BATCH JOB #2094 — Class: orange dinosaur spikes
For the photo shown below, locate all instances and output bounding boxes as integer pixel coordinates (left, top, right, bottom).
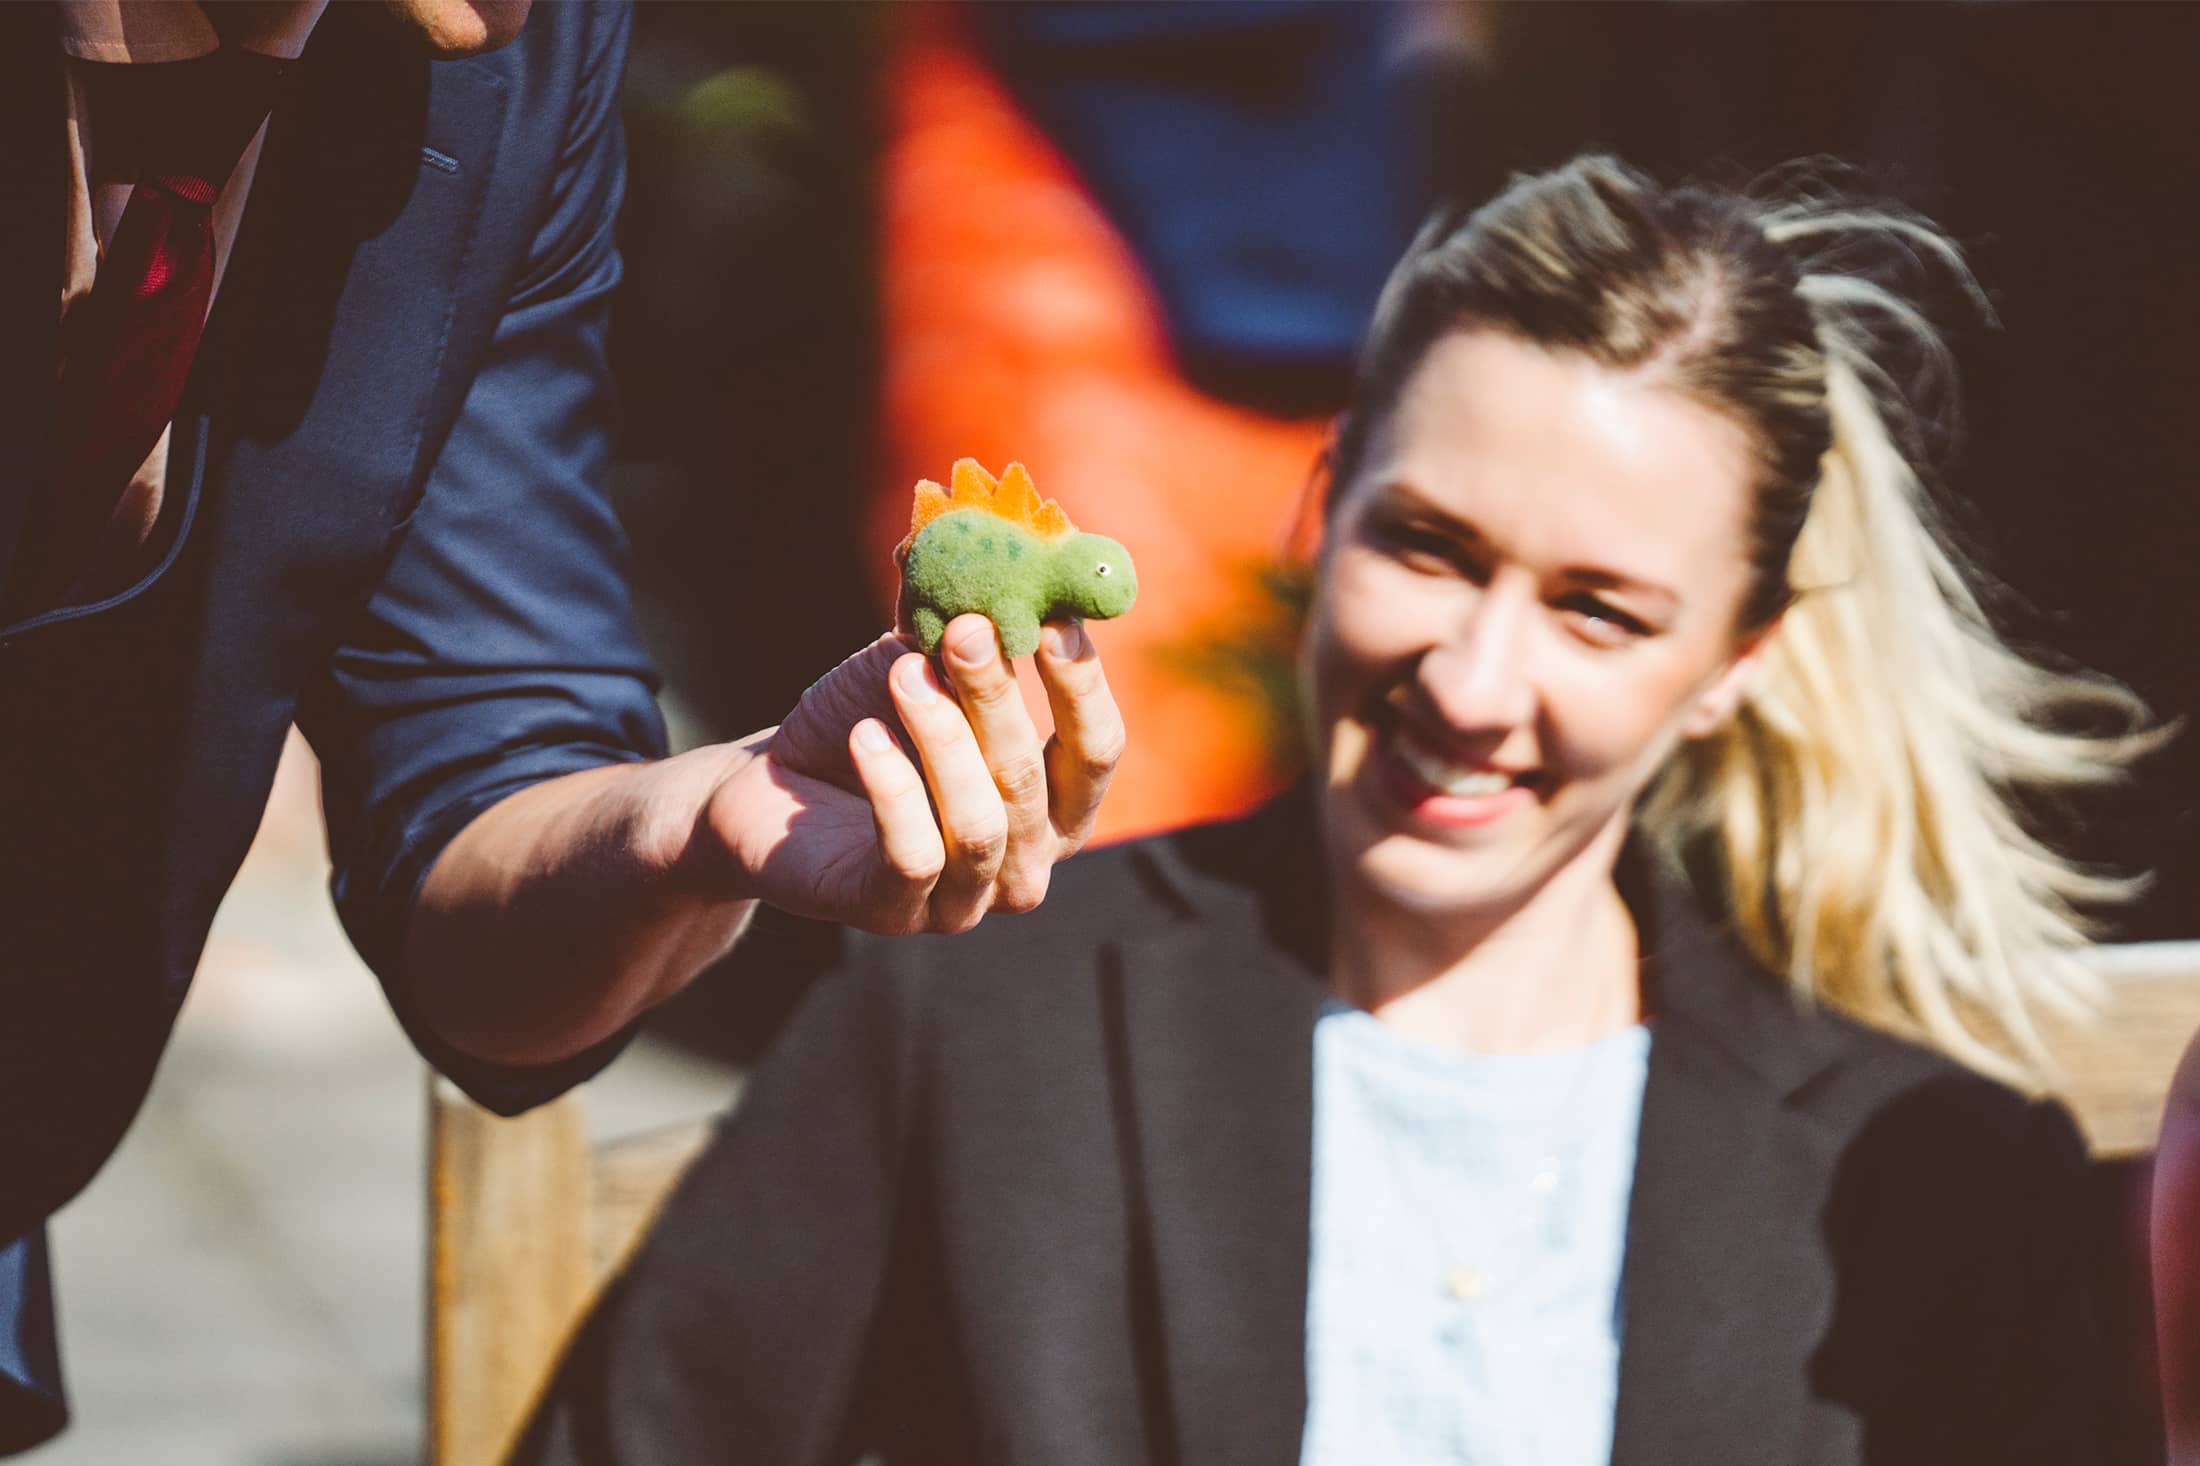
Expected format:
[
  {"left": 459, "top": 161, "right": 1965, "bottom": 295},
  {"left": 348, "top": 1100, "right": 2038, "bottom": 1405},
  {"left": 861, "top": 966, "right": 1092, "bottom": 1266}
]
[
  {"left": 896, "top": 458, "right": 1078, "bottom": 561},
  {"left": 905, "top": 480, "right": 952, "bottom": 545},
  {"left": 951, "top": 458, "right": 996, "bottom": 501},
  {"left": 994, "top": 462, "right": 1042, "bottom": 526}
]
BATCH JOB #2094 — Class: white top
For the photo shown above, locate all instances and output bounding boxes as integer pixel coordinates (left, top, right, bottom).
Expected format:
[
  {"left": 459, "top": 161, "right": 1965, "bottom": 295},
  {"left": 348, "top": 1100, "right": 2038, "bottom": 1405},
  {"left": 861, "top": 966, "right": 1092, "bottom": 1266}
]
[{"left": 1300, "top": 1001, "right": 1652, "bottom": 1466}]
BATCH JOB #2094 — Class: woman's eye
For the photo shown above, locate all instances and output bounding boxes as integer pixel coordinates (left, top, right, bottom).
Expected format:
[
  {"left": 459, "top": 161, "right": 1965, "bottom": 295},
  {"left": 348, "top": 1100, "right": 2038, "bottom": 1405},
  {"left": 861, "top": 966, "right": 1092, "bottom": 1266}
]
[
  {"left": 1370, "top": 517, "right": 1475, "bottom": 574},
  {"left": 1559, "top": 593, "right": 1650, "bottom": 645}
]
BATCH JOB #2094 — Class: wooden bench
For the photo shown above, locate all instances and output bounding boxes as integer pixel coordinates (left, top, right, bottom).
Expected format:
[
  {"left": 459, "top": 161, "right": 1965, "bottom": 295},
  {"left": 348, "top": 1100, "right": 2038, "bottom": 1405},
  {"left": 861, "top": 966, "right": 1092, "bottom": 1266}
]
[{"left": 424, "top": 944, "right": 2200, "bottom": 1466}]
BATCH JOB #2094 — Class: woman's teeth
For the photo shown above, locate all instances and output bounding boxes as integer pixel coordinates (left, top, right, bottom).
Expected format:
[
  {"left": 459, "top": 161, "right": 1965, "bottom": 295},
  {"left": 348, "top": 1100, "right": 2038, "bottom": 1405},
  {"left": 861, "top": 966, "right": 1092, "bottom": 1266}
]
[{"left": 1394, "top": 737, "right": 1518, "bottom": 799}]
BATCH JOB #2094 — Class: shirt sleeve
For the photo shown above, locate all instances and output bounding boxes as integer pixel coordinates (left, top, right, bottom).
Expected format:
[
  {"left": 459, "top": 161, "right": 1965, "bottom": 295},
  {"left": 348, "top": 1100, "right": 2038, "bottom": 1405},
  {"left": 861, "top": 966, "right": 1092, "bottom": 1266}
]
[
  {"left": 0, "top": 1230, "right": 64, "bottom": 1455},
  {"left": 295, "top": 6, "right": 665, "bottom": 1117}
]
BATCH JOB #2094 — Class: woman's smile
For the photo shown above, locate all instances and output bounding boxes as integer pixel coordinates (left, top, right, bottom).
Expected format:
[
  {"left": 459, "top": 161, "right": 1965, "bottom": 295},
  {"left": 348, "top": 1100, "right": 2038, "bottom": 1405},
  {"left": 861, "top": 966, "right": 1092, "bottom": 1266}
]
[{"left": 1368, "top": 714, "right": 1543, "bottom": 830}]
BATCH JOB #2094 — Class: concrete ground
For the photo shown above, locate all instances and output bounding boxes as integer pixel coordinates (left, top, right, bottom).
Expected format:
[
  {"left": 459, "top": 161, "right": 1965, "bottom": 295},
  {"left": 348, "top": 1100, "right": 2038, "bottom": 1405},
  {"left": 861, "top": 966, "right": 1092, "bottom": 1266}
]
[{"left": 27, "top": 730, "right": 739, "bottom": 1466}]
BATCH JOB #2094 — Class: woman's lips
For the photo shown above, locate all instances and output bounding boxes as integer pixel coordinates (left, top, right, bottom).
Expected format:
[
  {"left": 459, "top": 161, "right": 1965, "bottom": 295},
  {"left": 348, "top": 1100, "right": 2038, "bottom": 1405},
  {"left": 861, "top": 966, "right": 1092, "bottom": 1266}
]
[{"left": 1369, "top": 727, "right": 1538, "bottom": 829}]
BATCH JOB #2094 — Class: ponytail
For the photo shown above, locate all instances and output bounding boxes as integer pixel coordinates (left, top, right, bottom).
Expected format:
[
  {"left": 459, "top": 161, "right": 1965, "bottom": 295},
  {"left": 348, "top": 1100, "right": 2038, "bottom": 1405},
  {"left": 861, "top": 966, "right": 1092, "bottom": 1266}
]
[{"left": 1642, "top": 274, "right": 2158, "bottom": 1082}]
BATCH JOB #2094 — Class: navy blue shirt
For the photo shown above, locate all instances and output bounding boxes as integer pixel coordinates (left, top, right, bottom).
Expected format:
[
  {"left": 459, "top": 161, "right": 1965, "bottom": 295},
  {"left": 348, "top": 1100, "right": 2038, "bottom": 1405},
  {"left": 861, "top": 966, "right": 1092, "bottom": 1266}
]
[{"left": 0, "top": 4, "right": 660, "bottom": 1448}]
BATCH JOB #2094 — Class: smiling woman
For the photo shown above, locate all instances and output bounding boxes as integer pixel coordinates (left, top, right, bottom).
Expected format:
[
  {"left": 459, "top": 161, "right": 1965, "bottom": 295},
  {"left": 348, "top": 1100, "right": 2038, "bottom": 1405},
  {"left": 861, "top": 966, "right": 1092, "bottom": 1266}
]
[
  {"left": 512, "top": 157, "right": 2158, "bottom": 1466},
  {"left": 1309, "top": 330, "right": 1774, "bottom": 1051},
  {"left": 1310, "top": 157, "right": 2158, "bottom": 1078}
]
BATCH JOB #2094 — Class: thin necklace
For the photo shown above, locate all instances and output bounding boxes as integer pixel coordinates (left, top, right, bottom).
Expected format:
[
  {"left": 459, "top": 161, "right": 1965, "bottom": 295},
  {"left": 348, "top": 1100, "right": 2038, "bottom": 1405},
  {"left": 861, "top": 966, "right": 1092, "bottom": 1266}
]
[
  {"left": 1338, "top": 1016, "right": 1613, "bottom": 1305},
  {"left": 1330, "top": 1018, "right": 1629, "bottom": 1466}
]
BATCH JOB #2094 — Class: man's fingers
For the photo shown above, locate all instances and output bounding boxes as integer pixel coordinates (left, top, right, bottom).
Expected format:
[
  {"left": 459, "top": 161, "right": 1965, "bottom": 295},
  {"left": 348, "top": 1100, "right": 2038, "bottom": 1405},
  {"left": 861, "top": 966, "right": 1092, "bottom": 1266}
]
[
  {"left": 772, "top": 632, "right": 915, "bottom": 788},
  {"left": 1035, "top": 620, "right": 1124, "bottom": 852},
  {"left": 889, "top": 651, "right": 1006, "bottom": 931},
  {"left": 937, "top": 615, "right": 1052, "bottom": 913},
  {"left": 848, "top": 719, "right": 943, "bottom": 931}
]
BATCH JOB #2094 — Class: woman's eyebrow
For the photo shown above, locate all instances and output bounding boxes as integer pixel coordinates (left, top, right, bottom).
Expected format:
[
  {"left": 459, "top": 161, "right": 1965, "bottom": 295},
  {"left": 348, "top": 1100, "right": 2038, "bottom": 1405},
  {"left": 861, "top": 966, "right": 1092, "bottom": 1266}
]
[
  {"left": 1379, "top": 483, "right": 1680, "bottom": 609},
  {"left": 1377, "top": 483, "right": 1487, "bottom": 544},
  {"left": 1559, "top": 566, "right": 1680, "bottom": 613}
]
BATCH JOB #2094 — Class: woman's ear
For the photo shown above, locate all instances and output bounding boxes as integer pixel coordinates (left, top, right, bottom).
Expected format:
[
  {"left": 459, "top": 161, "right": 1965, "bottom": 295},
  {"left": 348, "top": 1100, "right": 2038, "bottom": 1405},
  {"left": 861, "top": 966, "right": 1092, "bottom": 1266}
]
[{"left": 1681, "top": 614, "right": 1783, "bottom": 739}]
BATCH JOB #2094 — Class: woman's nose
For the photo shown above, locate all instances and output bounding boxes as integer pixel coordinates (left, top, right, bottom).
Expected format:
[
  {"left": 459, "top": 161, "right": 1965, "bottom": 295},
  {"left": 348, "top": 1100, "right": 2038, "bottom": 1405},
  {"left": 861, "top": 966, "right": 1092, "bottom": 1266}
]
[{"left": 1417, "top": 576, "right": 1537, "bottom": 733}]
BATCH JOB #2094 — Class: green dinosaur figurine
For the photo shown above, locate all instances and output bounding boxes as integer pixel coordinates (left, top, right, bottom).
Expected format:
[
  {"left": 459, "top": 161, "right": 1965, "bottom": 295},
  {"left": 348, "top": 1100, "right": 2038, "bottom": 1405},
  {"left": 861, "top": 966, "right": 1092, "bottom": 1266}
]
[{"left": 897, "top": 459, "right": 1138, "bottom": 659}]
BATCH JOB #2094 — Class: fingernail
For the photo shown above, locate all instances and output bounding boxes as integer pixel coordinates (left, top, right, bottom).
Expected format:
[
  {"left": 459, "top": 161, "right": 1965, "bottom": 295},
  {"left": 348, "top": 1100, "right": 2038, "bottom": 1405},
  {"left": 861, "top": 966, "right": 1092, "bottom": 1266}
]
[
  {"left": 895, "top": 656, "right": 941, "bottom": 704},
  {"left": 948, "top": 619, "right": 995, "bottom": 668},
  {"left": 1047, "top": 621, "right": 1087, "bottom": 659},
  {"left": 854, "top": 719, "right": 893, "bottom": 754}
]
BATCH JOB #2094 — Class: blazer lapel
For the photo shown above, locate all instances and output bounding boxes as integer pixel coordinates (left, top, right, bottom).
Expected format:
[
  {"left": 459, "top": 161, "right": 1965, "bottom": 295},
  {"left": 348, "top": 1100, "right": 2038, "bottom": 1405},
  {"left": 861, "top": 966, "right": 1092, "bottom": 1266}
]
[
  {"left": 1108, "top": 805, "right": 1856, "bottom": 1464},
  {"left": 1106, "top": 829, "right": 1326, "bottom": 1466},
  {"left": 4, "top": 7, "right": 506, "bottom": 638},
  {"left": 1610, "top": 866, "right": 1845, "bottom": 1466},
  {"left": 190, "top": 6, "right": 507, "bottom": 595}
]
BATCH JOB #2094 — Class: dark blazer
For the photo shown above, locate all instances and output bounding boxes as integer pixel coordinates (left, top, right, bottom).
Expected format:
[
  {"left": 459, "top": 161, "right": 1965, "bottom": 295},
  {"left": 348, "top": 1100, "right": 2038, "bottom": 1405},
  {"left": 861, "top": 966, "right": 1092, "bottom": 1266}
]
[
  {"left": 521, "top": 795, "right": 2115, "bottom": 1466},
  {"left": 0, "top": 3, "right": 661, "bottom": 1448}
]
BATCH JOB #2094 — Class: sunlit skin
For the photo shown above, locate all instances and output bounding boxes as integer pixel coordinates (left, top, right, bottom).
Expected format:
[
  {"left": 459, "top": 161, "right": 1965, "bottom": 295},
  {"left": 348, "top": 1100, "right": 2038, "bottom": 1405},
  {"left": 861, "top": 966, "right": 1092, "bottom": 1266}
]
[
  {"left": 379, "top": 0, "right": 534, "bottom": 56},
  {"left": 1305, "top": 329, "right": 1777, "bottom": 1052},
  {"left": 200, "top": 0, "right": 533, "bottom": 58}
]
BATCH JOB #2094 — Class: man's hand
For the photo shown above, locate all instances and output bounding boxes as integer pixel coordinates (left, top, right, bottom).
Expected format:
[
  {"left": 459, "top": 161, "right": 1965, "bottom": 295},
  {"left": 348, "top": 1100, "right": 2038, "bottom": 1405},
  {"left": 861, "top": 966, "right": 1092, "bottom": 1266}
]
[
  {"left": 695, "top": 613, "right": 1123, "bottom": 935},
  {"left": 408, "top": 613, "right": 1122, "bottom": 1067}
]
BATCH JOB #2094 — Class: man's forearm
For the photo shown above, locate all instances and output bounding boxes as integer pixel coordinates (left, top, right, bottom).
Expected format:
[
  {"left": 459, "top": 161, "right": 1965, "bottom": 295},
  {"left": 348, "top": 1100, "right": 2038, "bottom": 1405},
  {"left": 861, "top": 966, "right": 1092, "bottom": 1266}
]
[
  {"left": 405, "top": 740, "right": 763, "bottom": 1068},
  {"left": 400, "top": 617, "right": 1124, "bottom": 1074}
]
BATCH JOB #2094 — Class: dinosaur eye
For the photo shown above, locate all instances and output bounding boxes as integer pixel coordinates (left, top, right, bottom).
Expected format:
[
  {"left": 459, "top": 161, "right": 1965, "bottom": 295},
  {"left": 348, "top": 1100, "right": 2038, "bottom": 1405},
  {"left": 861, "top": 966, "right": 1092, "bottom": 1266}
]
[{"left": 1095, "top": 563, "right": 1112, "bottom": 577}]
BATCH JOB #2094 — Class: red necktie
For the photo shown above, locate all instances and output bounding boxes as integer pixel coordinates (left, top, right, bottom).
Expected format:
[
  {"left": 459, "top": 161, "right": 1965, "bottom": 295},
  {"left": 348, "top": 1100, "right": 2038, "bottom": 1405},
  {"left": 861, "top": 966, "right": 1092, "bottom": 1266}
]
[{"left": 5, "top": 50, "right": 285, "bottom": 619}]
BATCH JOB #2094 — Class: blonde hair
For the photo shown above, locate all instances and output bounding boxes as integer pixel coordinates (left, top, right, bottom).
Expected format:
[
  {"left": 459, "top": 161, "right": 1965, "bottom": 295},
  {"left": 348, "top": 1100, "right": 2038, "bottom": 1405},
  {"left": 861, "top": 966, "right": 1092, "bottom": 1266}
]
[{"left": 1330, "top": 157, "right": 2162, "bottom": 1082}]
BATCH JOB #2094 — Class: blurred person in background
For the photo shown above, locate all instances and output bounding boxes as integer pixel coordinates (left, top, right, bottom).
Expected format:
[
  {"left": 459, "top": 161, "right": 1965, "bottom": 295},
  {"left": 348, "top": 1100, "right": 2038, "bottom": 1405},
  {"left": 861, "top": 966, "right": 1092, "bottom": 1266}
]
[
  {"left": 514, "top": 156, "right": 2153, "bottom": 1466},
  {"left": 2158, "top": 1034, "right": 2200, "bottom": 1463},
  {"left": 0, "top": 0, "right": 1121, "bottom": 1452}
]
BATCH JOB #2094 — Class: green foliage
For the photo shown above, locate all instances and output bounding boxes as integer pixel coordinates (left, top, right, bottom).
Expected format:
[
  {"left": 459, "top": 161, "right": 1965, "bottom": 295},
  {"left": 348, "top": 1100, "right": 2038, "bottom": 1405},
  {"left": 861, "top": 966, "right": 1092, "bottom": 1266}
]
[
  {"left": 676, "top": 68, "right": 810, "bottom": 149},
  {"left": 1152, "top": 560, "right": 1316, "bottom": 782}
]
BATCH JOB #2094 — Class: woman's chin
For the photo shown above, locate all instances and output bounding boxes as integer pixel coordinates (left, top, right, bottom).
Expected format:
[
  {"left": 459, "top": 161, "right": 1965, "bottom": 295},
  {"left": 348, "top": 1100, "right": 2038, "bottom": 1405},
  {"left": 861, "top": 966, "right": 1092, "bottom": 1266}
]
[
  {"left": 1321, "top": 762, "right": 1581, "bottom": 923},
  {"left": 1322, "top": 792, "right": 1512, "bottom": 915},
  {"left": 1344, "top": 834, "right": 1529, "bottom": 920}
]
